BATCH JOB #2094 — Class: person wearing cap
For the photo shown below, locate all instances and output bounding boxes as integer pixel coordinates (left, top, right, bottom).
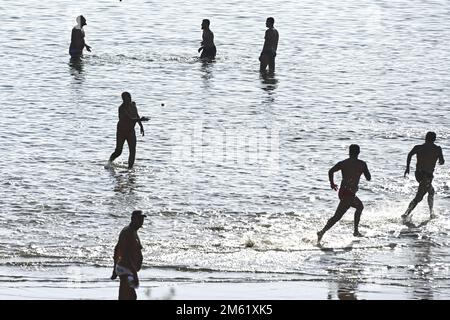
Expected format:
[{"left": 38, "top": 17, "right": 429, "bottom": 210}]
[
  {"left": 317, "top": 144, "right": 371, "bottom": 243},
  {"left": 69, "top": 15, "right": 91, "bottom": 58},
  {"left": 402, "top": 132, "right": 445, "bottom": 221},
  {"left": 111, "top": 210, "right": 146, "bottom": 300}
]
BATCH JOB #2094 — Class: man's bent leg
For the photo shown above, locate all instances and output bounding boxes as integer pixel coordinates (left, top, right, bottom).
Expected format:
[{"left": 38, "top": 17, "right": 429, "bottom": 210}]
[
  {"left": 402, "top": 199, "right": 418, "bottom": 219},
  {"left": 109, "top": 130, "right": 126, "bottom": 163},
  {"left": 351, "top": 197, "right": 364, "bottom": 236},
  {"left": 402, "top": 181, "right": 428, "bottom": 218},
  {"left": 318, "top": 199, "right": 351, "bottom": 242}
]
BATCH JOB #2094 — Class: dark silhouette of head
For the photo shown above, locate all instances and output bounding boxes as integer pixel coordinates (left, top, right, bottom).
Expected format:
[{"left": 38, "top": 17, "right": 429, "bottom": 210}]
[
  {"left": 121, "top": 91, "right": 132, "bottom": 103},
  {"left": 131, "top": 210, "right": 146, "bottom": 229},
  {"left": 80, "top": 15, "right": 87, "bottom": 26},
  {"left": 202, "top": 19, "right": 210, "bottom": 30},
  {"left": 349, "top": 144, "right": 360, "bottom": 158},
  {"left": 425, "top": 131, "right": 436, "bottom": 143},
  {"left": 266, "top": 17, "right": 275, "bottom": 28}
]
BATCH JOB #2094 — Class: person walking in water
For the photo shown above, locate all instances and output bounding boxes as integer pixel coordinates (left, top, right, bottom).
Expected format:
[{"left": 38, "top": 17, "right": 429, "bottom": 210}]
[
  {"left": 317, "top": 144, "right": 371, "bottom": 243},
  {"left": 69, "top": 15, "right": 91, "bottom": 58},
  {"left": 259, "top": 17, "right": 279, "bottom": 73},
  {"left": 107, "top": 92, "right": 148, "bottom": 169},
  {"left": 111, "top": 210, "right": 146, "bottom": 300},
  {"left": 198, "top": 19, "right": 216, "bottom": 59},
  {"left": 402, "top": 132, "right": 445, "bottom": 220}
]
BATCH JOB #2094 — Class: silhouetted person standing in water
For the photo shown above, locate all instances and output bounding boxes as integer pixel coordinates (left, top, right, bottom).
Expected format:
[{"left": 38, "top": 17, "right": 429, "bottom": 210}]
[
  {"left": 317, "top": 144, "right": 371, "bottom": 243},
  {"left": 111, "top": 210, "right": 146, "bottom": 300},
  {"left": 69, "top": 15, "right": 91, "bottom": 58},
  {"left": 198, "top": 19, "right": 216, "bottom": 59},
  {"left": 107, "top": 92, "right": 148, "bottom": 169},
  {"left": 259, "top": 17, "right": 279, "bottom": 73},
  {"left": 402, "top": 132, "right": 444, "bottom": 220}
]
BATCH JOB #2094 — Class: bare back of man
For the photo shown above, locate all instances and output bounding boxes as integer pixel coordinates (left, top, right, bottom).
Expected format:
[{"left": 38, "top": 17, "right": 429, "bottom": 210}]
[
  {"left": 339, "top": 158, "right": 367, "bottom": 194},
  {"left": 415, "top": 143, "right": 443, "bottom": 173}
]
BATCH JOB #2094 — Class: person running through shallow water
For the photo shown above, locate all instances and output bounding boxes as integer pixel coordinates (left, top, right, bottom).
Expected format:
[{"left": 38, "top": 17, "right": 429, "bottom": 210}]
[
  {"left": 106, "top": 92, "right": 149, "bottom": 169},
  {"left": 69, "top": 15, "right": 91, "bottom": 58},
  {"left": 317, "top": 144, "right": 371, "bottom": 243},
  {"left": 402, "top": 131, "right": 445, "bottom": 221},
  {"left": 198, "top": 19, "right": 216, "bottom": 59},
  {"left": 259, "top": 17, "right": 279, "bottom": 73}
]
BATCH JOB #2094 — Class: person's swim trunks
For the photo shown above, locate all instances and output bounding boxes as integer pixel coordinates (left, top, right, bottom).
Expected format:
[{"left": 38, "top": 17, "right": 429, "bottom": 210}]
[
  {"left": 415, "top": 170, "right": 433, "bottom": 184},
  {"left": 338, "top": 188, "right": 355, "bottom": 200},
  {"left": 69, "top": 48, "right": 82, "bottom": 58},
  {"left": 115, "top": 264, "right": 138, "bottom": 289},
  {"left": 201, "top": 46, "right": 216, "bottom": 59}
]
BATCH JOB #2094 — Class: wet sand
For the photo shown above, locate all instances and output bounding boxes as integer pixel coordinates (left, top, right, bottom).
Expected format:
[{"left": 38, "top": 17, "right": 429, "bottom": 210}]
[{"left": 0, "top": 266, "right": 443, "bottom": 300}]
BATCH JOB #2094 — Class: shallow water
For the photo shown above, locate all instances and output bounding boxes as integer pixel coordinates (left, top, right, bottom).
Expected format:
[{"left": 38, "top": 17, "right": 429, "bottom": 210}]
[{"left": 0, "top": 0, "right": 449, "bottom": 299}]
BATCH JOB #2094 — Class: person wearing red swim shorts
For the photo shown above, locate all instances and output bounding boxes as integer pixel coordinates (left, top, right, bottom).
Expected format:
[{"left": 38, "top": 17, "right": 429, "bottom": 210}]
[{"left": 317, "top": 144, "right": 371, "bottom": 243}]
